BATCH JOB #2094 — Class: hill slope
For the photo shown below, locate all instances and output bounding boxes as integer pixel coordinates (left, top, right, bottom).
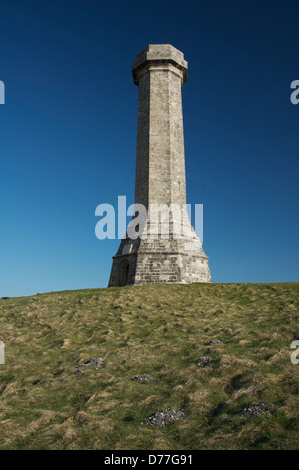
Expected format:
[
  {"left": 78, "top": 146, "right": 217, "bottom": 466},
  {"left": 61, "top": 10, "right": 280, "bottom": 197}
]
[{"left": 0, "top": 283, "right": 298, "bottom": 450}]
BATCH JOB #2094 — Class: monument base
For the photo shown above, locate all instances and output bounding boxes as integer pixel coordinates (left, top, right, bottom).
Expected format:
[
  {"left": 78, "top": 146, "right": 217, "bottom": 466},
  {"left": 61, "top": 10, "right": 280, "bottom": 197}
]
[{"left": 108, "top": 235, "right": 211, "bottom": 287}]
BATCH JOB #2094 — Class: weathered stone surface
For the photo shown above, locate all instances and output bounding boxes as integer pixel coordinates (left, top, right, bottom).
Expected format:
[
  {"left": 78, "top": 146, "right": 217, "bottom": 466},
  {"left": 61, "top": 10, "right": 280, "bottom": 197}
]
[
  {"left": 109, "top": 45, "right": 211, "bottom": 286},
  {"left": 195, "top": 356, "right": 212, "bottom": 367},
  {"left": 241, "top": 402, "right": 273, "bottom": 420},
  {"left": 146, "top": 408, "right": 184, "bottom": 427},
  {"left": 76, "top": 357, "right": 104, "bottom": 373},
  {"left": 133, "top": 374, "right": 153, "bottom": 382},
  {"left": 206, "top": 339, "right": 223, "bottom": 346}
]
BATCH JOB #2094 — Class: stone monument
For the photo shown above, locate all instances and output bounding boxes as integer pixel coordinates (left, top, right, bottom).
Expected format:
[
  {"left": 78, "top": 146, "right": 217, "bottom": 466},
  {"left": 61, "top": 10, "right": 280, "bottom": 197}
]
[{"left": 108, "top": 44, "right": 211, "bottom": 286}]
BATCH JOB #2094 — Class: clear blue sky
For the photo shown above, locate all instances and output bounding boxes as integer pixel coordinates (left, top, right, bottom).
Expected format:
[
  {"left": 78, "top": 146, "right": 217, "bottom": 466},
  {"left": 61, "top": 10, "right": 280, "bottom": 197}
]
[{"left": 1, "top": 0, "right": 298, "bottom": 297}]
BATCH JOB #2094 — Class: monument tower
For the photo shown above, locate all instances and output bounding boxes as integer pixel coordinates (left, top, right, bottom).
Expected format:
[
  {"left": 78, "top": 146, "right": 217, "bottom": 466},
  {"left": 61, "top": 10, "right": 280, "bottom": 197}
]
[{"left": 108, "top": 44, "right": 211, "bottom": 286}]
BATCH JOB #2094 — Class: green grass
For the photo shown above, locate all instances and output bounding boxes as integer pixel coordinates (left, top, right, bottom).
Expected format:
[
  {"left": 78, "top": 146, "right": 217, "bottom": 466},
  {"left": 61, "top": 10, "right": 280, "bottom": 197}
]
[{"left": 0, "top": 282, "right": 298, "bottom": 450}]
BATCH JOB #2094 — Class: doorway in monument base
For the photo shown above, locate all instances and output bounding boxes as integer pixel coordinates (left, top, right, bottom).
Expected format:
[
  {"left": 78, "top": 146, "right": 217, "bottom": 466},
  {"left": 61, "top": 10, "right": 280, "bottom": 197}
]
[{"left": 118, "top": 260, "right": 130, "bottom": 286}]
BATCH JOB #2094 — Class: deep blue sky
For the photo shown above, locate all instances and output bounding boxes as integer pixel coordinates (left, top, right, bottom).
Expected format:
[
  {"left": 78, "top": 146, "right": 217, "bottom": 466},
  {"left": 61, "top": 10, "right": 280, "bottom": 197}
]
[{"left": 1, "top": 0, "right": 298, "bottom": 297}]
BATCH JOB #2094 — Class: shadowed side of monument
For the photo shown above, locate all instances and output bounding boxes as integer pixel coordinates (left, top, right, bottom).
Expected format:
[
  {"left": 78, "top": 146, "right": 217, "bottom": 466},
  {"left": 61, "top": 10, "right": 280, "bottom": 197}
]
[{"left": 108, "top": 44, "right": 211, "bottom": 286}]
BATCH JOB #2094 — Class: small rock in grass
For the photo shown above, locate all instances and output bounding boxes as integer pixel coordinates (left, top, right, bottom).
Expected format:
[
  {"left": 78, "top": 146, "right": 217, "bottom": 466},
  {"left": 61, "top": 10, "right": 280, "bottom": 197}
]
[
  {"left": 147, "top": 408, "right": 184, "bottom": 427},
  {"left": 214, "top": 309, "right": 224, "bottom": 315},
  {"left": 212, "top": 401, "right": 230, "bottom": 417},
  {"left": 241, "top": 402, "right": 273, "bottom": 420},
  {"left": 195, "top": 356, "right": 212, "bottom": 367},
  {"left": 207, "top": 339, "right": 223, "bottom": 346},
  {"left": 76, "top": 357, "right": 104, "bottom": 373},
  {"left": 133, "top": 374, "right": 152, "bottom": 382}
]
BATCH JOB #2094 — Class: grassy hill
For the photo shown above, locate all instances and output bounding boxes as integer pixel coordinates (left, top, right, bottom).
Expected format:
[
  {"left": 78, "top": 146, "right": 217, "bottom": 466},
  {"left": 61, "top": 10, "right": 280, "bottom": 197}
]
[{"left": 0, "top": 282, "right": 298, "bottom": 450}]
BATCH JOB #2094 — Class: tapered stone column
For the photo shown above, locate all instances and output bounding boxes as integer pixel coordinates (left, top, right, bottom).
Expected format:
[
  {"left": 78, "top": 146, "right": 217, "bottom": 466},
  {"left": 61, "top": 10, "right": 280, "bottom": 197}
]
[{"left": 108, "top": 44, "right": 211, "bottom": 286}]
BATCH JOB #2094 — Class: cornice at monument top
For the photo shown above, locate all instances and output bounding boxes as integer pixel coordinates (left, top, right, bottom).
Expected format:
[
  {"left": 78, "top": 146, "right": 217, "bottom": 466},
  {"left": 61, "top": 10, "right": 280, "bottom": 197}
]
[{"left": 132, "top": 44, "right": 188, "bottom": 85}]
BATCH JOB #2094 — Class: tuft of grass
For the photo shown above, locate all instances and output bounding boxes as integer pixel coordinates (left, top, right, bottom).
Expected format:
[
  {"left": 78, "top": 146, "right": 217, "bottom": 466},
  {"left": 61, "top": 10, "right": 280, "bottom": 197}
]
[{"left": 0, "top": 282, "right": 298, "bottom": 450}]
